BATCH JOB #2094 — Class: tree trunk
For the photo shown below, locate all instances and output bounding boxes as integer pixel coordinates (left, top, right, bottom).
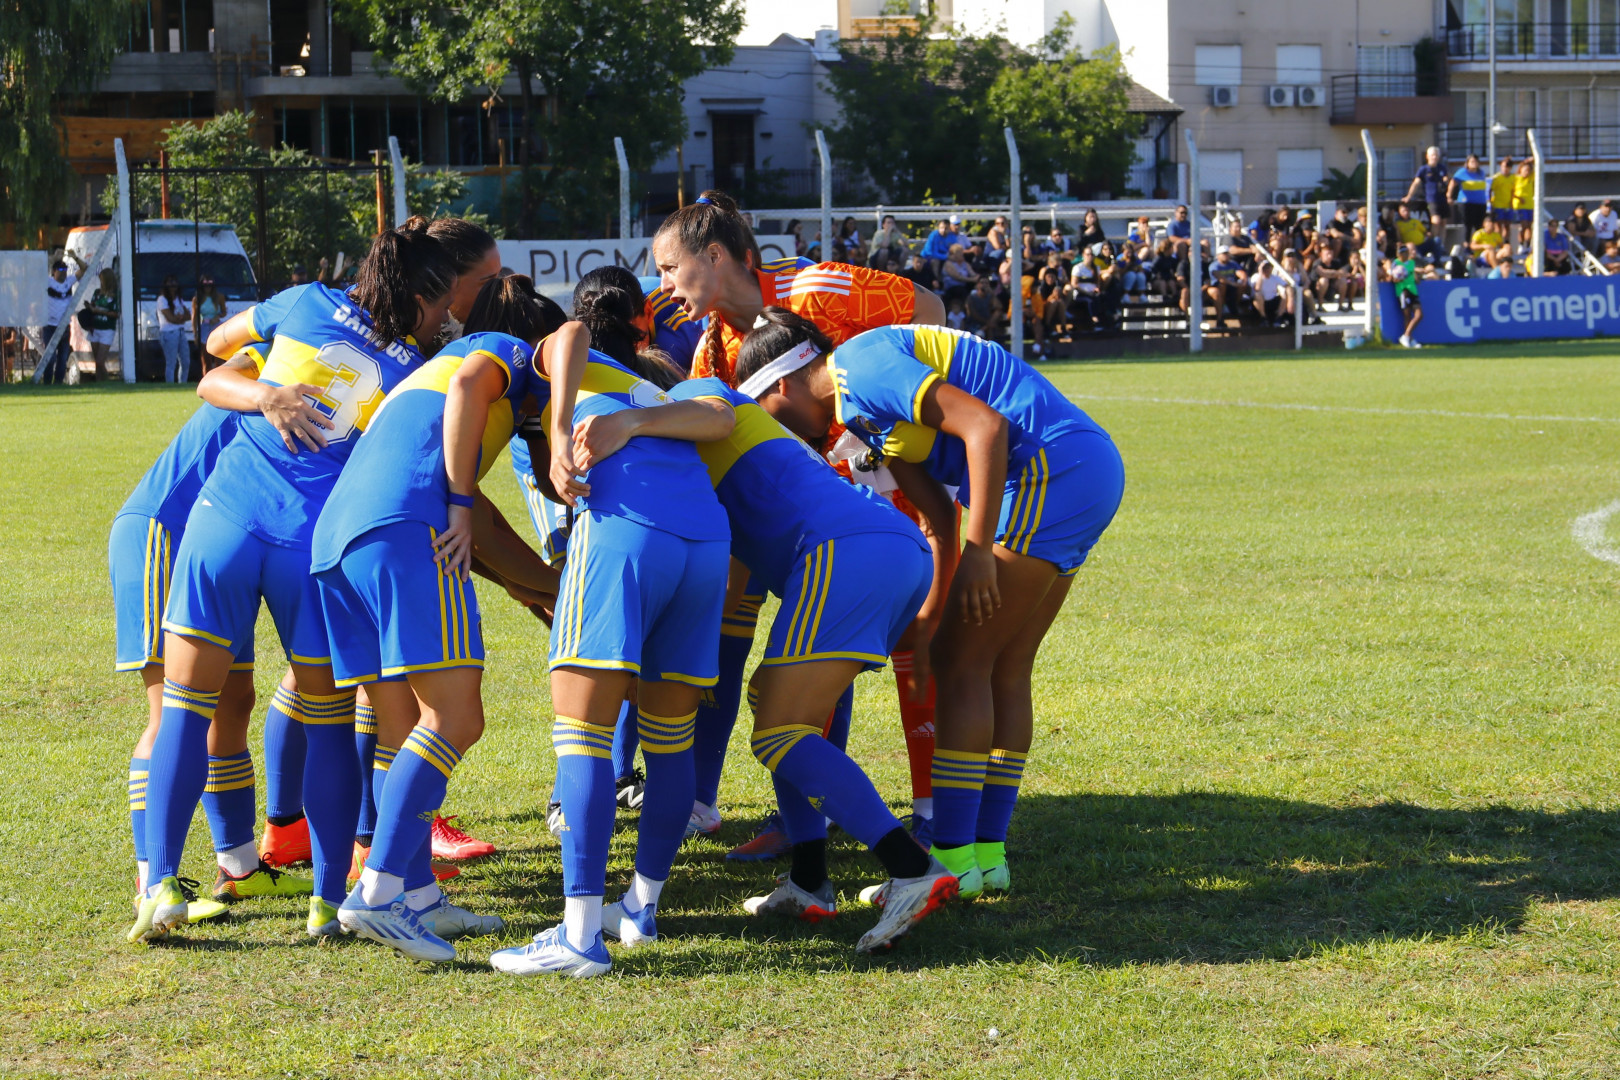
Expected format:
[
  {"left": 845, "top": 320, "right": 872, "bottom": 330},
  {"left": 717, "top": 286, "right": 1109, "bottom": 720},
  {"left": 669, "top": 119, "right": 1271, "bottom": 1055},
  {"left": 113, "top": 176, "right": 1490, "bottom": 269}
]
[{"left": 518, "top": 57, "right": 536, "bottom": 238}]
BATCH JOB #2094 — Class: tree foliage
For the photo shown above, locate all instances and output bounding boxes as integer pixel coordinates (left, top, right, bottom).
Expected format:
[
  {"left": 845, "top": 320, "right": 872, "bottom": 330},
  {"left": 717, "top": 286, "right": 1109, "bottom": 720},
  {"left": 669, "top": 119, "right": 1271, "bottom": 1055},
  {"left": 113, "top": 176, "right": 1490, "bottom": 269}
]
[
  {"left": 826, "top": 15, "right": 1137, "bottom": 204},
  {"left": 102, "top": 111, "right": 495, "bottom": 282},
  {"left": 2, "top": 0, "right": 127, "bottom": 234},
  {"left": 332, "top": 0, "right": 745, "bottom": 237}
]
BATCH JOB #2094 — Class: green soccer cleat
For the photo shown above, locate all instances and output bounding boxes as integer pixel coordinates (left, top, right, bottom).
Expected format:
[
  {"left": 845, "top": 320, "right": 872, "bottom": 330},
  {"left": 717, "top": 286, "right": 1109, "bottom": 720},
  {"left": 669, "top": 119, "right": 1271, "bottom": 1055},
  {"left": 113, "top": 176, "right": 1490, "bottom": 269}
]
[
  {"left": 132, "top": 877, "right": 228, "bottom": 926},
  {"left": 981, "top": 862, "right": 1010, "bottom": 894},
  {"left": 212, "top": 862, "right": 314, "bottom": 902},
  {"left": 127, "top": 875, "right": 189, "bottom": 944},
  {"left": 307, "top": 896, "right": 344, "bottom": 937},
  {"left": 930, "top": 844, "right": 983, "bottom": 900}
]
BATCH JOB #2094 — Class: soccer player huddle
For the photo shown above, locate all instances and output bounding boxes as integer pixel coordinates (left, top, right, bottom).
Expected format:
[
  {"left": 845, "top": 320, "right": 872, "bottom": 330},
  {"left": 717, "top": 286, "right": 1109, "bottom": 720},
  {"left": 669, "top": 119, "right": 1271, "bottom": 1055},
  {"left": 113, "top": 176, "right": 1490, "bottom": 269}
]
[{"left": 111, "top": 192, "right": 1126, "bottom": 977}]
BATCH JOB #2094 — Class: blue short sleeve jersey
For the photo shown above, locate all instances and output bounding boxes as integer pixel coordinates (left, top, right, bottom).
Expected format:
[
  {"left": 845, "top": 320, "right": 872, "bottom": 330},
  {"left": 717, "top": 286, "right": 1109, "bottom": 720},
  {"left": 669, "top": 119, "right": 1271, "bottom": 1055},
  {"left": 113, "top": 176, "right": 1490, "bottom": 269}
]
[
  {"left": 311, "top": 331, "right": 541, "bottom": 571},
  {"left": 200, "top": 283, "right": 427, "bottom": 548},
  {"left": 640, "top": 276, "right": 705, "bottom": 372},
  {"left": 540, "top": 351, "right": 728, "bottom": 542},
  {"left": 830, "top": 325, "right": 1107, "bottom": 504},
  {"left": 671, "top": 378, "right": 924, "bottom": 597}
]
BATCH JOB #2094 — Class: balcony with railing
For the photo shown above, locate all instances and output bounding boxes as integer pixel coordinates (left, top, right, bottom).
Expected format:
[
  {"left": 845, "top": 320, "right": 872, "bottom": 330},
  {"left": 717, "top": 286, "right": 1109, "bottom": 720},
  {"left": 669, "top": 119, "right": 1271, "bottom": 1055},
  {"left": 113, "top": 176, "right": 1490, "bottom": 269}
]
[
  {"left": 1438, "top": 122, "right": 1620, "bottom": 162},
  {"left": 1330, "top": 70, "right": 1456, "bottom": 126},
  {"left": 1448, "top": 22, "right": 1620, "bottom": 61}
]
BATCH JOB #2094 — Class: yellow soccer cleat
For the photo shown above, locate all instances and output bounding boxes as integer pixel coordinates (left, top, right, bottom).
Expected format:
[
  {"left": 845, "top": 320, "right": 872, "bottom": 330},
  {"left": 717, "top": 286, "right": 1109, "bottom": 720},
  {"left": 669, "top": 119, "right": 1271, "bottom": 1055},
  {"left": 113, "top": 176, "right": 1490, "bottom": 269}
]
[{"left": 211, "top": 862, "right": 314, "bottom": 902}]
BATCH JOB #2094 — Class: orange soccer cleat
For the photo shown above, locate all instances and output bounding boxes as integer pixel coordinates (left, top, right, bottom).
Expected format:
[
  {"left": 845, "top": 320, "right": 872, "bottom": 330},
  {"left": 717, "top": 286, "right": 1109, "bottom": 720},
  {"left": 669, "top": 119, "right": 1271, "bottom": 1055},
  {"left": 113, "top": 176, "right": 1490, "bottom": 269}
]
[
  {"left": 259, "top": 817, "right": 312, "bottom": 867},
  {"left": 430, "top": 815, "right": 497, "bottom": 861},
  {"left": 348, "top": 840, "right": 460, "bottom": 884}
]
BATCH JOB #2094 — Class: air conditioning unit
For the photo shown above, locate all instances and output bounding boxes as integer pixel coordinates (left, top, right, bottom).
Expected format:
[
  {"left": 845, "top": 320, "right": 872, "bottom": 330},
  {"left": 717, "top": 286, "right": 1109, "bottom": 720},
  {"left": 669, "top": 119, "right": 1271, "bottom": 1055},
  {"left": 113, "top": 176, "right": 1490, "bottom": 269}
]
[
  {"left": 1267, "top": 85, "right": 1296, "bottom": 108},
  {"left": 1211, "top": 190, "right": 1238, "bottom": 207},
  {"left": 1210, "top": 85, "right": 1239, "bottom": 107},
  {"left": 1296, "top": 85, "right": 1327, "bottom": 107},
  {"left": 1268, "top": 189, "right": 1300, "bottom": 205}
]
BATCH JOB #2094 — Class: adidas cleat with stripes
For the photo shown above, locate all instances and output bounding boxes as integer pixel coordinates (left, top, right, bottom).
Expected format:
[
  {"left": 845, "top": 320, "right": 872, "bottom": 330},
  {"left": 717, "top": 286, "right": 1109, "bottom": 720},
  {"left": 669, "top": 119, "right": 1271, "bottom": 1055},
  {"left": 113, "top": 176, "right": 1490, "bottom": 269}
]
[
  {"left": 414, "top": 897, "right": 504, "bottom": 940},
  {"left": 490, "top": 925, "right": 612, "bottom": 978},
  {"left": 337, "top": 885, "right": 456, "bottom": 961},
  {"left": 743, "top": 874, "right": 838, "bottom": 923},
  {"left": 855, "top": 858, "right": 958, "bottom": 954},
  {"left": 602, "top": 895, "right": 658, "bottom": 947}
]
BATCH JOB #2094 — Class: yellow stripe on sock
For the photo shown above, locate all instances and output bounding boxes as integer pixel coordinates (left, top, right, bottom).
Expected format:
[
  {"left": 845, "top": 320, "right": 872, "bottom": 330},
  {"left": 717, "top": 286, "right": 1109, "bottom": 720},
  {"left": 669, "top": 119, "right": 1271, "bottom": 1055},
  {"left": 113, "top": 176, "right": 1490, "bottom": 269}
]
[
  {"left": 750, "top": 724, "right": 818, "bottom": 771},
  {"left": 638, "top": 709, "right": 697, "bottom": 754}
]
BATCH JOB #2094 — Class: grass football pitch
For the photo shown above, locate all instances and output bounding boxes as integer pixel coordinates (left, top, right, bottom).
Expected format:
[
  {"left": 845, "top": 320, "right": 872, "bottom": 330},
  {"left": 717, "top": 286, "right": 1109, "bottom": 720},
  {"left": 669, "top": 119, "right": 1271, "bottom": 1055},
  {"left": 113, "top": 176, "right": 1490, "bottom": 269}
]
[{"left": 4, "top": 341, "right": 1620, "bottom": 1078}]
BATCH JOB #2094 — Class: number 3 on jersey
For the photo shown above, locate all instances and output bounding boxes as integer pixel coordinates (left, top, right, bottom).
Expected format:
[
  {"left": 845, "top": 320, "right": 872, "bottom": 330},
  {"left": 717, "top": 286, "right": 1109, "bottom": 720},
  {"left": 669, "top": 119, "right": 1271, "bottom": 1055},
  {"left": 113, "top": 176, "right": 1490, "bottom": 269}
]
[{"left": 303, "top": 342, "right": 385, "bottom": 442}]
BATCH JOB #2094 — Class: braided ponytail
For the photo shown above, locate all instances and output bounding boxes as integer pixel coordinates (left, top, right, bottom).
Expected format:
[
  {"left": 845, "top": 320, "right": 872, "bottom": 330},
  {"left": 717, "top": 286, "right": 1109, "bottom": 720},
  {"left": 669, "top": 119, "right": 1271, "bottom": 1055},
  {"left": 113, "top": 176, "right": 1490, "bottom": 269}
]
[{"left": 351, "top": 215, "right": 457, "bottom": 346}]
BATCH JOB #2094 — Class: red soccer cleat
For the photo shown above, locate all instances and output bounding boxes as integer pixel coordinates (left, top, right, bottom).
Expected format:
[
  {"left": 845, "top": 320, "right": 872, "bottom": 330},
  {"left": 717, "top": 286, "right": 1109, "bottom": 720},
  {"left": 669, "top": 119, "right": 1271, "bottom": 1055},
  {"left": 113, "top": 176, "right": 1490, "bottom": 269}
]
[
  {"left": 259, "top": 817, "right": 312, "bottom": 867},
  {"left": 347, "top": 840, "right": 461, "bottom": 884},
  {"left": 430, "top": 815, "right": 497, "bottom": 860}
]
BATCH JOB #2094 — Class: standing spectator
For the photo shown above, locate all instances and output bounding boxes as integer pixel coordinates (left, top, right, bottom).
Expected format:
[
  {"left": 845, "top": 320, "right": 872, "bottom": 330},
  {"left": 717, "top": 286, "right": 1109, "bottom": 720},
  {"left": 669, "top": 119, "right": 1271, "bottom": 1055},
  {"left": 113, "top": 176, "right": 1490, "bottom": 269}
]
[
  {"left": 1511, "top": 158, "right": 1537, "bottom": 247},
  {"left": 154, "top": 275, "right": 191, "bottom": 383},
  {"left": 1078, "top": 208, "right": 1106, "bottom": 250},
  {"left": 41, "top": 252, "right": 85, "bottom": 384},
  {"left": 1488, "top": 157, "right": 1517, "bottom": 236},
  {"left": 1448, "top": 153, "right": 1489, "bottom": 233},
  {"left": 193, "top": 275, "right": 228, "bottom": 371},
  {"left": 1167, "top": 204, "right": 1193, "bottom": 251},
  {"left": 1405, "top": 145, "right": 1450, "bottom": 219},
  {"left": 1566, "top": 202, "right": 1597, "bottom": 252},
  {"left": 868, "top": 214, "right": 906, "bottom": 265},
  {"left": 1592, "top": 199, "right": 1620, "bottom": 244},
  {"left": 82, "top": 268, "right": 119, "bottom": 381}
]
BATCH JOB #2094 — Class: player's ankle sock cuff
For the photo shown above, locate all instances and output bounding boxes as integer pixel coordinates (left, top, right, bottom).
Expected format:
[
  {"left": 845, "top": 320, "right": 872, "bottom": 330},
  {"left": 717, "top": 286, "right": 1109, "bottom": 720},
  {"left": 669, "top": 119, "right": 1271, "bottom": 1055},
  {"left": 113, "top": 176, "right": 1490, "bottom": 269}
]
[
  {"left": 874, "top": 826, "right": 930, "bottom": 880},
  {"left": 789, "top": 838, "right": 829, "bottom": 893},
  {"left": 930, "top": 842, "right": 978, "bottom": 877},
  {"left": 266, "top": 813, "right": 305, "bottom": 827},
  {"left": 973, "top": 840, "right": 1007, "bottom": 871}
]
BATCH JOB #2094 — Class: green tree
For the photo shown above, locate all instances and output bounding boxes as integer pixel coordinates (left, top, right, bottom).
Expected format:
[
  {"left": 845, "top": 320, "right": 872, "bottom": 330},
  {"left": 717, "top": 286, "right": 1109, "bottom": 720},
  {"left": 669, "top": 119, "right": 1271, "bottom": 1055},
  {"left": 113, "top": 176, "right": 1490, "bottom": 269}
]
[
  {"left": 2, "top": 0, "right": 127, "bottom": 236},
  {"left": 333, "top": 0, "right": 745, "bottom": 237},
  {"left": 827, "top": 15, "right": 1137, "bottom": 204}
]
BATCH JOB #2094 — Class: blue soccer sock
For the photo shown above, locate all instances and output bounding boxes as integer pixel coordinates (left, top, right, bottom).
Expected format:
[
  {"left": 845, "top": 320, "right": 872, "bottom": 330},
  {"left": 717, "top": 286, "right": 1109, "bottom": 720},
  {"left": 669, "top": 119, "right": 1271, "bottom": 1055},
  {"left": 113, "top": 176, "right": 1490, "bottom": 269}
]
[
  {"left": 633, "top": 708, "right": 696, "bottom": 886},
  {"left": 772, "top": 770, "right": 828, "bottom": 844},
  {"left": 367, "top": 741, "right": 395, "bottom": 843},
  {"left": 750, "top": 725, "right": 899, "bottom": 850},
  {"left": 144, "top": 680, "right": 219, "bottom": 886},
  {"left": 202, "top": 749, "right": 256, "bottom": 854},
  {"left": 366, "top": 726, "right": 460, "bottom": 886},
  {"left": 976, "top": 749, "right": 1027, "bottom": 849},
  {"left": 129, "top": 756, "right": 149, "bottom": 883},
  {"left": 824, "top": 684, "right": 853, "bottom": 752},
  {"left": 262, "top": 683, "right": 306, "bottom": 822},
  {"left": 929, "top": 749, "right": 989, "bottom": 858},
  {"left": 611, "top": 700, "right": 638, "bottom": 783},
  {"left": 297, "top": 690, "right": 360, "bottom": 903},
  {"left": 552, "top": 716, "right": 616, "bottom": 898},
  {"left": 354, "top": 701, "right": 379, "bottom": 840},
  {"left": 693, "top": 632, "right": 753, "bottom": 807}
]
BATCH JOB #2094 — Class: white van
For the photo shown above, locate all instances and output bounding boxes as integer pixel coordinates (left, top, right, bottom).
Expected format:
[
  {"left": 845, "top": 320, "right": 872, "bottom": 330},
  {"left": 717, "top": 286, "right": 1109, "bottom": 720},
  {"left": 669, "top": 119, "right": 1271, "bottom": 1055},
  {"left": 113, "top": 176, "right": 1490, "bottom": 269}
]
[{"left": 64, "top": 220, "right": 258, "bottom": 378}]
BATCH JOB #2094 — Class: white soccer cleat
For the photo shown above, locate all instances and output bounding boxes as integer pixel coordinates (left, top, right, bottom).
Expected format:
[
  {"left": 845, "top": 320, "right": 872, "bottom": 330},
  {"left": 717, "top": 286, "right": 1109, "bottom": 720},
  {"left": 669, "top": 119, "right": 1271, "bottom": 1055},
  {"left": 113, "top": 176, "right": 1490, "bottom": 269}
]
[
  {"left": 413, "top": 897, "right": 504, "bottom": 939},
  {"left": 337, "top": 885, "right": 456, "bottom": 962},
  {"left": 981, "top": 861, "right": 1011, "bottom": 894},
  {"left": 489, "top": 925, "right": 612, "bottom": 978},
  {"left": 855, "top": 858, "right": 959, "bottom": 954},
  {"left": 602, "top": 895, "right": 659, "bottom": 947},
  {"left": 684, "top": 800, "right": 722, "bottom": 838},
  {"left": 743, "top": 874, "right": 838, "bottom": 923}
]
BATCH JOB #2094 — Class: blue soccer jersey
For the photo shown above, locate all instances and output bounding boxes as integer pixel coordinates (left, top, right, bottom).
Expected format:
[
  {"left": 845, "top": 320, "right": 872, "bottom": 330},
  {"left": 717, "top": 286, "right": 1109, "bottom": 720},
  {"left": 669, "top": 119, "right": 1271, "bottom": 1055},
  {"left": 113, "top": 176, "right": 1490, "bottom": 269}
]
[
  {"left": 672, "top": 378, "right": 923, "bottom": 598},
  {"left": 639, "top": 276, "right": 705, "bottom": 372},
  {"left": 200, "top": 283, "right": 428, "bottom": 548},
  {"left": 539, "top": 351, "right": 728, "bottom": 543},
  {"left": 829, "top": 325, "right": 1107, "bottom": 504},
  {"left": 311, "top": 331, "right": 541, "bottom": 572}
]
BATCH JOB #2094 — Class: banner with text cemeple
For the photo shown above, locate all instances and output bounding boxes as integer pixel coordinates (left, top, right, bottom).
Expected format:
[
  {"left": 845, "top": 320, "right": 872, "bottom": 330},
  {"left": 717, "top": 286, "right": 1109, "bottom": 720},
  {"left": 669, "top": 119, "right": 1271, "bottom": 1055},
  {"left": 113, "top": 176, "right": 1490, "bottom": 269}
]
[
  {"left": 496, "top": 237, "right": 800, "bottom": 286},
  {"left": 1380, "top": 278, "right": 1620, "bottom": 345}
]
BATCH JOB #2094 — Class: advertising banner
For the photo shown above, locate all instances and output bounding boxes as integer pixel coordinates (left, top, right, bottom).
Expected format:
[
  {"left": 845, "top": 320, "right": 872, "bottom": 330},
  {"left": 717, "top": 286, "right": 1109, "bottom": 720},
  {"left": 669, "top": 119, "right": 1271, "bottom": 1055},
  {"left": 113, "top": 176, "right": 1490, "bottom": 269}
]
[
  {"left": 497, "top": 236, "right": 800, "bottom": 286},
  {"left": 1380, "top": 277, "right": 1620, "bottom": 345}
]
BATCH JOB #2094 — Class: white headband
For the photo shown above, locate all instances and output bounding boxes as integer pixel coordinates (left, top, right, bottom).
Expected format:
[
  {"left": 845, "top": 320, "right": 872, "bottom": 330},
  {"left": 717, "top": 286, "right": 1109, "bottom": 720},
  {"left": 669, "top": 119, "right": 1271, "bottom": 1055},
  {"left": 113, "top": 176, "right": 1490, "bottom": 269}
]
[{"left": 738, "top": 340, "right": 821, "bottom": 399}]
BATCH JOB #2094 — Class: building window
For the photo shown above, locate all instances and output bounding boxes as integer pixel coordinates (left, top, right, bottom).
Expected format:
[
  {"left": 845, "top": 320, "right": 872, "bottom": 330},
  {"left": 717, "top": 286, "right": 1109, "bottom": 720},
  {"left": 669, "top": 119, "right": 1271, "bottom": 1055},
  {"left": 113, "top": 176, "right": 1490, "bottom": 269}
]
[
  {"left": 1195, "top": 45, "right": 1243, "bottom": 86},
  {"left": 1357, "top": 45, "right": 1415, "bottom": 97},
  {"left": 1277, "top": 149, "right": 1325, "bottom": 190},
  {"left": 1275, "top": 45, "right": 1321, "bottom": 85},
  {"left": 1198, "top": 149, "right": 1244, "bottom": 201}
]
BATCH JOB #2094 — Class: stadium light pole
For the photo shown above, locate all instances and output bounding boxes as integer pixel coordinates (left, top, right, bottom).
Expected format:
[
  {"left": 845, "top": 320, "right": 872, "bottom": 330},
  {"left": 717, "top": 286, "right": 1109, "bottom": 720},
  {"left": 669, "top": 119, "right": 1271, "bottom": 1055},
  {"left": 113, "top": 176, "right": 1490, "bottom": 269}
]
[
  {"left": 614, "top": 137, "right": 632, "bottom": 240},
  {"left": 388, "top": 136, "right": 408, "bottom": 227},
  {"left": 815, "top": 130, "right": 833, "bottom": 263},
  {"left": 1184, "top": 129, "right": 1202, "bottom": 353},
  {"left": 1526, "top": 127, "right": 1544, "bottom": 277},
  {"left": 1361, "top": 128, "right": 1378, "bottom": 340},
  {"left": 1006, "top": 127, "right": 1024, "bottom": 360},
  {"left": 115, "top": 138, "right": 137, "bottom": 384}
]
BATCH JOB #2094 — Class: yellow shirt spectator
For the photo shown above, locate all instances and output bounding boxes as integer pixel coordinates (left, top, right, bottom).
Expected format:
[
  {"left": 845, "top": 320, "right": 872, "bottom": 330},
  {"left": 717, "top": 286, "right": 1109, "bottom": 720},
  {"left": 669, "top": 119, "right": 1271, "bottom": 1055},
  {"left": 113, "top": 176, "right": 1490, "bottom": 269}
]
[
  {"left": 1512, "top": 173, "right": 1535, "bottom": 210},
  {"left": 1396, "top": 217, "right": 1428, "bottom": 245},
  {"left": 1490, "top": 173, "right": 1516, "bottom": 210},
  {"left": 1472, "top": 226, "right": 1504, "bottom": 251}
]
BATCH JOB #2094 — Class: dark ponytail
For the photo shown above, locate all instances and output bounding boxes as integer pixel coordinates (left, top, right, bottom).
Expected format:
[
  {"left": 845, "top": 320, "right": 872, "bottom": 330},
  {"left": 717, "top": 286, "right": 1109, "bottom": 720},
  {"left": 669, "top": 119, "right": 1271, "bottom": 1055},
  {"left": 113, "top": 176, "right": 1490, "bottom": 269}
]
[
  {"left": 463, "top": 273, "right": 567, "bottom": 342},
  {"left": 571, "top": 266, "right": 683, "bottom": 390},
  {"left": 734, "top": 306, "right": 834, "bottom": 390},
  {"left": 655, "top": 190, "right": 763, "bottom": 384},
  {"left": 425, "top": 217, "right": 497, "bottom": 276},
  {"left": 351, "top": 216, "right": 457, "bottom": 347}
]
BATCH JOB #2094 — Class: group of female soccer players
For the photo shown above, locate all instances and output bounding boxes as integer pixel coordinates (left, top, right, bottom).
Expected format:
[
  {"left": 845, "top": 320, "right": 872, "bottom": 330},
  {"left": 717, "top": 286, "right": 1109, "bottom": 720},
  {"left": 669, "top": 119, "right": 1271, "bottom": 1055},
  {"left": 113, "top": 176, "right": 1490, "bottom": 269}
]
[{"left": 110, "top": 191, "right": 1125, "bottom": 976}]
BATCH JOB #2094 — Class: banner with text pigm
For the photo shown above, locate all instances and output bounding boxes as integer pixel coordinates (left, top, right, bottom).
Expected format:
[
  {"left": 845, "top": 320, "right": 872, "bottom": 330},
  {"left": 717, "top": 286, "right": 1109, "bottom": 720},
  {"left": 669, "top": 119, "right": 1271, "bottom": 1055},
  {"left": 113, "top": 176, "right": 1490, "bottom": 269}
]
[{"left": 1379, "top": 278, "right": 1620, "bottom": 345}]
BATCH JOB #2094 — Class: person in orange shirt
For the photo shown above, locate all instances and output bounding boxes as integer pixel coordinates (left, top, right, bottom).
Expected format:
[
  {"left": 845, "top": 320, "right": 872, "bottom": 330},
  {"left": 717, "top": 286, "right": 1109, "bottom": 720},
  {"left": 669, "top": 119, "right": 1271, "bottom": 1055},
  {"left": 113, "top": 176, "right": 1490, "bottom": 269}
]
[{"left": 651, "top": 190, "right": 950, "bottom": 860}]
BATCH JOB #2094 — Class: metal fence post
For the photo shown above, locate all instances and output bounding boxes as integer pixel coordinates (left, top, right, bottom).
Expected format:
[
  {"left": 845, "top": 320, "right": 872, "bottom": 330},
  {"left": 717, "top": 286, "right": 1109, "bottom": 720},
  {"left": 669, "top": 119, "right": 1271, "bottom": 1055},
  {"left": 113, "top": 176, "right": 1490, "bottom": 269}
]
[
  {"left": 389, "top": 135, "right": 408, "bottom": 226},
  {"left": 116, "top": 139, "right": 137, "bottom": 383},
  {"left": 1361, "top": 128, "right": 1379, "bottom": 340},
  {"left": 614, "top": 137, "right": 632, "bottom": 240},
  {"left": 1526, "top": 127, "right": 1544, "bottom": 277},
  {"left": 1006, "top": 127, "right": 1023, "bottom": 361},
  {"left": 1184, "top": 129, "right": 1202, "bottom": 353},
  {"left": 815, "top": 130, "right": 833, "bottom": 263}
]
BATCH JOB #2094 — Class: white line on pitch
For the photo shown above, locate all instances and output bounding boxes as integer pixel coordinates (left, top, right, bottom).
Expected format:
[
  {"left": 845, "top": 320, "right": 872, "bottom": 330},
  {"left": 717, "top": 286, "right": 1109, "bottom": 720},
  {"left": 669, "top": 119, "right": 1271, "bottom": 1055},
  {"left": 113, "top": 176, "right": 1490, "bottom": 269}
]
[
  {"left": 1574, "top": 502, "right": 1620, "bottom": 567},
  {"left": 1066, "top": 393, "right": 1620, "bottom": 426}
]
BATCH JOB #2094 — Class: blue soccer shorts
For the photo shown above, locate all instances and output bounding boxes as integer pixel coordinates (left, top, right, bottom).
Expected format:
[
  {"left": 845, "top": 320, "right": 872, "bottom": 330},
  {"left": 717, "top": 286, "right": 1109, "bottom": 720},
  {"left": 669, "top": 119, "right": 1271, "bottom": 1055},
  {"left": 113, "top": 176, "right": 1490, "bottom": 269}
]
[
  {"left": 761, "top": 530, "right": 931, "bottom": 671},
  {"left": 110, "top": 512, "right": 254, "bottom": 672},
  {"left": 996, "top": 429, "right": 1126, "bottom": 575}
]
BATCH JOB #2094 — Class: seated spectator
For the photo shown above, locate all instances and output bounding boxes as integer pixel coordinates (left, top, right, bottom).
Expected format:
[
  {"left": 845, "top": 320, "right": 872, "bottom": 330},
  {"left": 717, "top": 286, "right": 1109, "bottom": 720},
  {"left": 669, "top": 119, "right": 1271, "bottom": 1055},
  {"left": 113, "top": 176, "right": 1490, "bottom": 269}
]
[
  {"left": 1150, "top": 239, "right": 1180, "bottom": 299},
  {"left": 1567, "top": 202, "right": 1597, "bottom": 251},
  {"left": 983, "top": 216, "right": 1010, "bottom": 265},
  {"left": 1127, "top": 215, "right": 1154, "bottom": 247},
  {"left": 1167, "top": 204, "right": 1193, "bottom": 252},
  {"left": 1593, "top": 199, "right": 1620, "bottom": 245},
  {"left": 1544, "top": 225, "right": 1572, "bottom": 276},
  {"left": 1078, "top": 208, "right": 1106, "bottom": 250},
  {"left": 1175, "top": 240, "right": 1213, "bottom": 321},
  {"left": 1118, "top": 243, "right": 1149, "bottom": 301},
  {"left": 1206, "top": 247, "right": 1247, "bottom": 327},
  {"left": 1291, "top": 211, "right": 1317, "bottom": 256},
  {"left": 1343, "top": 249, "right": 1366, "bottom": 310},
  {"left": 1470, "top": 214, "right": 1505, "bottom": 271},
  {"left": 941, "top": 242, "right": 978, "bottom": 303},
  {"left": 1311, "top": 240, "right": 1349, "bottom": 310},
  {"left": 1252, "top": 260, "right": 1286, "bottom": 326},
  {"left": 1035, "top": 265, "right": 1068, "bottom": 342},
  {"left": 919, "top": 217, "right": 963, "bottom": 269},
  {"left": 1225, "top": 222, "right": 1256, "bottom": 271},
  {"left": 868, "top": 214, "right": 908, "bottom": 265},
  {"left": 1068, "top": 253, "right": 1100, "bottom": 329},
  {"left": 1602, "top": 239, "right": 1620, "bottom": 274},
  {"left": 1281, "top": 248, "right": 1317, "bottom": 325},
  {"left": 965, "top": 276, "right": 1004, "bottom": 339},
  {"left": 1487, "top": 245, "right": 1516, "bottom": 278},
  {"left": 1094, "top": 252, "right": 1125, "bottom": 330},
  {"left": 1039, "top": 228, "right": 1071, "bottom": 260},
  {"left": 1326, "top": 205, "right": 1358, "bottom": 249},
  {"left": 946, "top": 298, "right": 969, "bottom": 332},
  {"left": 1416, "top": 214, "right": 1447, "bottom": 264},
  {"left": 901, "top": 251, "right": 941, "bottom": 294},
  {"left": 1394, "top": 202, "right": 1428, "bottom": 247},
  {"left": 1020, "top": 225, "right": 1040, "bottom": 266}
]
